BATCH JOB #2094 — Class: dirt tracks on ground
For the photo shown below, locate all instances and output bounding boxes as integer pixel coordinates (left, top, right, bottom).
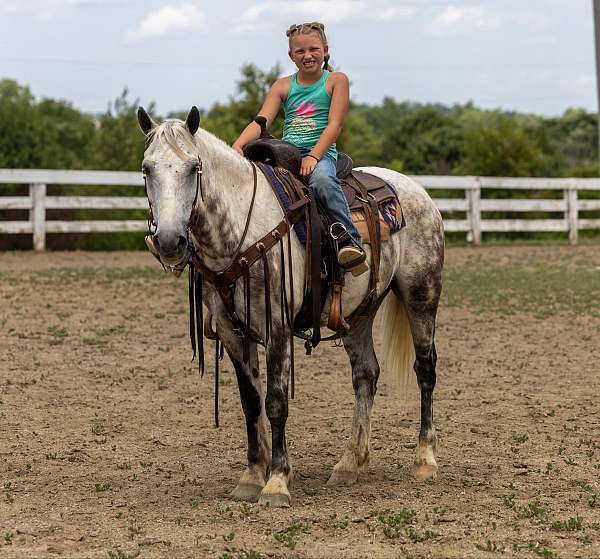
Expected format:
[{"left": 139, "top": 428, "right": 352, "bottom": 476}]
[{"left": 0, "top": 246, "right": 599, "bottom": 558}]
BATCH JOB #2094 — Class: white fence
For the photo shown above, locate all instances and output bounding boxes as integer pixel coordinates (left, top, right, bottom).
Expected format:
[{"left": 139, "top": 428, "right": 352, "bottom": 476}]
[{"left": 1, "top": 169, "right": 599, "bottom": 250}]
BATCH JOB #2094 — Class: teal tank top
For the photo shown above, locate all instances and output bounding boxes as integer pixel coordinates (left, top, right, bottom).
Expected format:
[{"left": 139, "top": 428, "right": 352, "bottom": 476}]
[{"left": 282, "top": 70, "right": 337, "bottom": 161}]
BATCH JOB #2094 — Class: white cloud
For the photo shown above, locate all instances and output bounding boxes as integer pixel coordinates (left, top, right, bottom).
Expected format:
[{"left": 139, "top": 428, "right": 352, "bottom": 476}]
[
  {"left": 0, "top": 0, "right": 134, "bottom": 19},
  {"left": 130, "top": 3, "right": 207, "bottom": 41},
  {"left": 376, "top": 6, "right": 414, "bottom": 21},
  {"left": 575, "top": 74, "right": 595, "bottom": 92},
  {"left": 234, "top": 0, "right": 413, "bottom": 33},
  {"left": 428, "top": 6, "right": 499, "bottom": 34}
]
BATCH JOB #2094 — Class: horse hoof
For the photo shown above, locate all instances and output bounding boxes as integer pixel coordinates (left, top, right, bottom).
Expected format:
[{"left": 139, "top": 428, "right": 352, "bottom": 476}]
[
  {"left": 231, "top": 483, "right": 263, "bottom": 502},
  {"left": 413, "top": 463, "right": 438, "bottom": 482},
  {"left": 258, "top": 493, "right": 291, "bottom": 508},
  {"left": 326, "top": 469, "right": 358, "bottom": 486}
]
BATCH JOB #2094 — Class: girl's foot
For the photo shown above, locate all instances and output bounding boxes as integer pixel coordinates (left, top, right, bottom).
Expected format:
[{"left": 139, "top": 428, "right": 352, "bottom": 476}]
[{"left": 338, "top": 245, "right": 368, "bottom": 277}]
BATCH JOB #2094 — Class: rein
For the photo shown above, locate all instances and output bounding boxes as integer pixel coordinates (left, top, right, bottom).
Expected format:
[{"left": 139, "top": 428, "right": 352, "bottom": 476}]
[
  {"left": 185, "top": 160, "right": 307, "bottom": 427},
  {"left": 147, "top": 154, "right": 307, "bottom": 427}
]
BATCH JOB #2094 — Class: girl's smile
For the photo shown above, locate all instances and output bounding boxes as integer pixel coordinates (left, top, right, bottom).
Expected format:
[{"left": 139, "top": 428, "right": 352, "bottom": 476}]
[{"left": 289, "top": 34, "right": 328, "bottom": 79}]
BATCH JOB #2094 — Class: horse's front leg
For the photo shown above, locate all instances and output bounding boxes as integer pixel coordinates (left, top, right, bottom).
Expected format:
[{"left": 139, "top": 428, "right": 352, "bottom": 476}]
[
  {"left": 258, "top": 328, "right": 293, "bottom": 508},
  {"left": 219, "top": 330, "right": 270, "bottom": 502}
]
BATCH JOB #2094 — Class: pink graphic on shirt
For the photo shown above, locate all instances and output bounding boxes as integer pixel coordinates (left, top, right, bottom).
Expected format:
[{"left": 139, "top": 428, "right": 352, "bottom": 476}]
[{"left": 293, "top": 100, "right": 317, "bottom": 118}]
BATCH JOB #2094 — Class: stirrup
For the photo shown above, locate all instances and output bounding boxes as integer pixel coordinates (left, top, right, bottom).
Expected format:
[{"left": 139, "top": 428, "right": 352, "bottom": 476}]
[{"left": 329, "top": 223, "right": 368, "bottom": 277}]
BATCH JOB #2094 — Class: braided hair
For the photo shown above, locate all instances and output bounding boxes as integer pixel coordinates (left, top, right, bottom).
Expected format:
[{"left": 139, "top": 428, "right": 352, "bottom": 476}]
[{"left": 286, "top": 21, "right": 333, "bottom": 71}]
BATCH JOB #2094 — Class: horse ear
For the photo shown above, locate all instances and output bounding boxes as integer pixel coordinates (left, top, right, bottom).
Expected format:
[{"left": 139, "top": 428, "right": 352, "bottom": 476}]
[
  {"left": 137, "top": 107, "right": 155, "bottom": 135},
  {"left": 185, "top": 106, "right": 200, "bottom": 136}
]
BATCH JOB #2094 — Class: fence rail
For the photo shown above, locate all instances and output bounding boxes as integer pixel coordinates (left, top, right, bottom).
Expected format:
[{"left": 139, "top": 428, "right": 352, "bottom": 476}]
[{"left": 1, "top": 169, "right": 599, "bottom": 250}]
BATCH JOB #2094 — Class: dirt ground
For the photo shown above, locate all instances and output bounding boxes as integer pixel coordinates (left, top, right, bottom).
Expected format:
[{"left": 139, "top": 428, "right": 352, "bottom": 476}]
[{"left": 0, "top": 246, "right": 599, "bottom": 559}]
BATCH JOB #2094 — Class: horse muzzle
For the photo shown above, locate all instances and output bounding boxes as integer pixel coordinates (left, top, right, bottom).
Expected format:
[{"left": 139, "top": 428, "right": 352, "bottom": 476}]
[{"left": 150, "top": 229, "right": 190, "bottom": 268}]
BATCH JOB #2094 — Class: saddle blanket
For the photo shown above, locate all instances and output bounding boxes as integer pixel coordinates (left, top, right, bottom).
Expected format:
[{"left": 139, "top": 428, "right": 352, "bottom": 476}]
[{"left": 257, "top": 163, "right": 405, "bottom": 245}]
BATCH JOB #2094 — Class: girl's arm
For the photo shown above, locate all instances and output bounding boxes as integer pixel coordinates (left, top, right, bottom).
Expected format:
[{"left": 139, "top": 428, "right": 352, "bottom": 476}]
[{"left": 232, "top": 79, "right": 287, "bottom": 154}]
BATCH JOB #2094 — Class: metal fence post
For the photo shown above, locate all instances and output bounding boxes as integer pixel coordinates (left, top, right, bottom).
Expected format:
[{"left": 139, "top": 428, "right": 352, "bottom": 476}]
[
  {"left": 566, "top": 181, "right": 578, "bottom": 245},
  {"left": 468, "top": 177, "right": 482, "bottom": 245},
  {"left": 30, "top": 183, "right": 46, "bottom": 251}
]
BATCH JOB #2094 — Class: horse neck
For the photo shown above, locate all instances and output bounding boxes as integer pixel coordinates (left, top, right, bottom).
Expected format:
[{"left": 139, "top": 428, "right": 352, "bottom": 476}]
[{"left": 190, "top": 134, "right": 275, "bottom": 268}]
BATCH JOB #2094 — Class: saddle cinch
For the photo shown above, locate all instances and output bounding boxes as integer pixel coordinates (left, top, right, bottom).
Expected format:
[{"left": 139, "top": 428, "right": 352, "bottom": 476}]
[{"left": 243, "top": 116, "right": 404, "bottom": 344}]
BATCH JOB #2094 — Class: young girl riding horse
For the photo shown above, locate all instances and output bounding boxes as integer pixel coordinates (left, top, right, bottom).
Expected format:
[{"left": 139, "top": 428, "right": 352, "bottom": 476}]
[{"left": 233, "top": 21, "right": 367, "bottom": 276}]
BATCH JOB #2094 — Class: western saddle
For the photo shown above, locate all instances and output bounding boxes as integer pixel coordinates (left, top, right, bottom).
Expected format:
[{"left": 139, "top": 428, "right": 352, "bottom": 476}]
[{"left": 243, "top": 116, "right": 401, "bottom": 348}]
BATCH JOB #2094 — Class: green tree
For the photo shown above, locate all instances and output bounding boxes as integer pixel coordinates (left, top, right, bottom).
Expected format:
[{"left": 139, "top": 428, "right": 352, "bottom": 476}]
[
  {"left": 381, "top": 104, "right": 464, "bottom": 174},
  {"left": 91, "top": 88, "right": 153, "bottom": 171},
  {"left": 336, "top": 108, "right": 383, "bottom": 167},
  {"left": 457, "top": 112, "right": 552, "bottom": 177},
  {"left": 201, "top": 63, "right": 283, "bottom": 144},
  {"left": 0, "top": 79, "right": 95, "bottom": 169}
]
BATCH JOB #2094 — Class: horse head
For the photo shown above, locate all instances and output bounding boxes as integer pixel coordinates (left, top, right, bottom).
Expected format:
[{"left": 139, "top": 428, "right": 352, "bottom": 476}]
[{"left": 137, "top": 106, "right": 201, "bottom": 268}]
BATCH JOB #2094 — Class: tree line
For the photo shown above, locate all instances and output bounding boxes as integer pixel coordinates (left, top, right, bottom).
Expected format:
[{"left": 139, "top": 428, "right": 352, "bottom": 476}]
[
  {"left": 1, "top": 64, "right": 598, "bottom": 248},
  {"left": 1, "top": 64, "right": 598, "bottom": 178}
]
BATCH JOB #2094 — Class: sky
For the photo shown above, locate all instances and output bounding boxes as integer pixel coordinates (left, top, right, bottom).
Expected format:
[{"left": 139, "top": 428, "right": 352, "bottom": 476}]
[{"left": 0, "top": 0, "right": 596, "bottom": 117}]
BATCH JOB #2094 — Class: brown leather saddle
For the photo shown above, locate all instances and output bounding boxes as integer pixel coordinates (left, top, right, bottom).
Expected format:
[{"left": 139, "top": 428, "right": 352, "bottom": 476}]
[{"left": 244, "top": 116, "right": 401, "bottom": 348}]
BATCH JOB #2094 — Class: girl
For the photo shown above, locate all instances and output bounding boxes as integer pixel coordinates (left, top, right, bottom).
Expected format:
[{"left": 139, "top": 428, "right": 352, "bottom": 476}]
[{"left": 233, "top": 21, "right": 367, "bottom": 276}]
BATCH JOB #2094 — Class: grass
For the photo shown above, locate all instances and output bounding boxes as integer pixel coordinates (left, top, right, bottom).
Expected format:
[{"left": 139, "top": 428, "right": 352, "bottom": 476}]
[
  {"left": 107, "top": 550, "right": 140, "bottom": 559},
  {"left": 219, "top": 551, "right": 265, "bottom": 559},
  {"left": 551, "top": 517, "right": 583, "bottom": 531},
  {"left": 273, "top": 522, "right": 307, "bottom": 549},
  {"left": 127, "top": 523, "right": 142, "bottom": 540},
  {"left": 3, "top": 482, "right": 14, "bottom": 504},
  {"left": 48, "top": 325, "right": 68, "bottom": 343},
  {"left": 442, "top": 260, "right": 600, "bottom": 318},
  {"left": 370, "top": 509, "right": 424, "bottom": 540}
]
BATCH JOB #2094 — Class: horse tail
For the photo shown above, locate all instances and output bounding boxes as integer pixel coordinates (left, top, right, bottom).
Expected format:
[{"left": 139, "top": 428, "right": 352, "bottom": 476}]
[{"left": 379, "top": 291, "right": 417, "bottom": 398}]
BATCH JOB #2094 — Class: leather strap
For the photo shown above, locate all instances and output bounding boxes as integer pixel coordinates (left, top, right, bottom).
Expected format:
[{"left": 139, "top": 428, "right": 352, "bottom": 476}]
[{"left": 308, "top": 188, "right": 321, "bottom": 348}]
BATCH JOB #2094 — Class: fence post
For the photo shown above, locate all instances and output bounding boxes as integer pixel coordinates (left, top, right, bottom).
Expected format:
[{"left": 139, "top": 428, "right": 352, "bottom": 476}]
[
  {"left": 468, "top": 177, "right": 482, "bottom": 245},
  {"left": 566, "top": 181, "right": 578, "bottom": 245},
  {"left": 30, "top": 183, "right": 46, "bottom": 251}
]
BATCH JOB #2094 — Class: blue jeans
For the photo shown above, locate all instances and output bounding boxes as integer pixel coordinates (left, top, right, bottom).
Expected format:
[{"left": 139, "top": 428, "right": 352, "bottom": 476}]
[{"left": 302, "top": 150, "right": 362, "bottom": 246}]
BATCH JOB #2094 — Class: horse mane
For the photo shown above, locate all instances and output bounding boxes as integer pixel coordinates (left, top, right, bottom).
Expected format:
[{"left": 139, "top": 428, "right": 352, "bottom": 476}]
[{"left": 146, "top": 119, "right": 245, "bottom": 167}]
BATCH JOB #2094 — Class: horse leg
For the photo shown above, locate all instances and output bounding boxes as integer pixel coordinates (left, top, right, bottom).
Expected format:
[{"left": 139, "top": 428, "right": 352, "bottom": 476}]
[
  {"left": 404, "top": 282, "right": 440, "bottom": 482},
  {"left": 258, "top": 329, "right": 293, "bottom": 507},
  {"left": 222, "top": 336, "right": 270, "bottom": 501},
  {"left": 328, "top": 314, "right": 378, "bottom": 486}
]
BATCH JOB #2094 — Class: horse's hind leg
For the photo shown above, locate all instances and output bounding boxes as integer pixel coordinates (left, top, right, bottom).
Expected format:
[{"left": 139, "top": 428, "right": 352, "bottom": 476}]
[
  {"left": 222, "top": 336, "right": 270, "bottom": 502},
  {"left": 327, "top": 314, "right": 379, "bottom": 486},
  {"left": 401, "top": 276, "right": 441, "bottom": 481}
]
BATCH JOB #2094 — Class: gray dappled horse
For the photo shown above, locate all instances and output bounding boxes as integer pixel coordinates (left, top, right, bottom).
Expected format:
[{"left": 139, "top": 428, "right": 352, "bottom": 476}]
[{"left": 138, "top": 106, "right": 444, "bottom": 508}]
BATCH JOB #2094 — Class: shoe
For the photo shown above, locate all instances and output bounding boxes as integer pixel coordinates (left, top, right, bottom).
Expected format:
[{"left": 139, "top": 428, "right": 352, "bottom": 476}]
[{"left": 337, "top": 244, "right": 369, "bottom": 277}]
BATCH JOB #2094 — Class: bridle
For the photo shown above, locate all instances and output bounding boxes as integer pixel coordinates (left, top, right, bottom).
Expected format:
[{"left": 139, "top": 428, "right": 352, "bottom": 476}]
[{"left": 143, "top": 154, "right": 262, "bottom": 427}]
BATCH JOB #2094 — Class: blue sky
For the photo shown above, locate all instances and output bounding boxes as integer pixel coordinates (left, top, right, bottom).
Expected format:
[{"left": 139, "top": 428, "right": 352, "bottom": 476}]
[{"left": 0, "top": 0, "right": 595, "bottom": 116}]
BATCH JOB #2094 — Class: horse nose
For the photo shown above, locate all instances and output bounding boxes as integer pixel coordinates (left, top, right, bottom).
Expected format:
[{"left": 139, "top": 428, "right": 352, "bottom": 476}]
[{"left": 154, "top": 229, "right": 188, "bottom": 262}]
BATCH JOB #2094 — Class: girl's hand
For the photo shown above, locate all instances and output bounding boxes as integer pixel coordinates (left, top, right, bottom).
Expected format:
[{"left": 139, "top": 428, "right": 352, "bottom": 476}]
[
  {"left": 232, "top": 142, "right": 244, "bottom": 156},
  {"left": 300, "top": 155, "right": 318, "bottom": 177}
]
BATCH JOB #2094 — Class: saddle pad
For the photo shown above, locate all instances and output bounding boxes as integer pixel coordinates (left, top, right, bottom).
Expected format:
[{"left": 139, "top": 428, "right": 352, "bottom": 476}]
[
  {"left": 260, "top": 163, "right": 405, "bottom": 244},
  {"left": 352, "top": 210, "right": 390, "bottom": 244}
]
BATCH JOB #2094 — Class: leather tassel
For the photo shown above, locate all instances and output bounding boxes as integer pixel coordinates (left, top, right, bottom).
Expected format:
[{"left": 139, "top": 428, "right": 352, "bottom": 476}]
[
  {"left": 278, "top": 236, "right": 288, "bottom": 328},
  {"left": 188, "top": 264, "right": 197, "bottom": 361},
  {"left": 242, "top": 264, "right": 251, "bottom": 363},
  {"left": 286, "top": 225, "right": 295, "bottom": 400},
  {"left": 261, "top": 250, "right": 272, "bottom": 346},
  {"left": 195, "top": 273, "right": 204, "bottom": 377},
  {"left": 309, "top": 189, "right": 321, "bottom": 348},
  {"left": 214, "top": 337, "right": 220, "bottom": 428}
]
